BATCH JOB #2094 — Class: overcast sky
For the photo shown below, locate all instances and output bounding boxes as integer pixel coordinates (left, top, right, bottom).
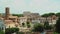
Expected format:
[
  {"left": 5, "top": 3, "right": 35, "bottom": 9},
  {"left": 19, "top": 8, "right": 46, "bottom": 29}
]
[{"left": 0, "top": 0, "right": 60, "bottom": 15}]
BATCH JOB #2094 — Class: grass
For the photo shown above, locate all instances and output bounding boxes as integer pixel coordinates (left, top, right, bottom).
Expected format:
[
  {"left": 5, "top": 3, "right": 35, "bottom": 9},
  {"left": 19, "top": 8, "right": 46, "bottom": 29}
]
[
  {"left": 0, "top": 30, "right": 5, "bottom": 34},
  {"left": 53, "top": 32, "right": 60, "bottom": 34}
]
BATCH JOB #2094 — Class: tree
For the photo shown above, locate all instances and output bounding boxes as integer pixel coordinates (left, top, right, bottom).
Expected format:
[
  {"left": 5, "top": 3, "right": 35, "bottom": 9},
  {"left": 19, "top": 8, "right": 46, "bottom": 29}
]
[
  {"left": 41, "top": 13, "right": 55, "bottom": 17},
  {"left": 41, "top": 13, "right": 49, "bottom": 21},
  {"left": 44, "top": 21, "right": 52, "bottom": 30},
  {"left": 22, "top": 23, "right": 25, "bottom": 27},
  {"left": 12, "top": 14, "right": 23, "bottom": 17},
  {"left": 5, "top": 28, "right": 19, "bottom": 34},
  {"left": 48, "top": 13, "right": 55, "bottom": 16},
  {"left": 26, "top": 22, "right": 30, "bottom": 24},
  {"left": 56, "top": 13, "right": 60, "bottom": 17},
  {"left": 55, "top": 17, "right": 60, "bottom": 33},
  {"left": 0, "top": 30, "right": 5, "bottom": 34},
  {"left": 26, "top": 22, "right": 31, "bottom": 28},
  {"left": 16, "top": 32, "right": 24, "bottom": 34},
  {"left": 27, "top": 24, "right": 31, "bottom": 28},
  {"left": 44, "top": 21, "right": 49, "bottom": 30},
  {"left": 32, "top": 23, "right": 44, "bottom": 32},
  {"left": 41, "top": 13, "right": 49, "bottom": 17}
]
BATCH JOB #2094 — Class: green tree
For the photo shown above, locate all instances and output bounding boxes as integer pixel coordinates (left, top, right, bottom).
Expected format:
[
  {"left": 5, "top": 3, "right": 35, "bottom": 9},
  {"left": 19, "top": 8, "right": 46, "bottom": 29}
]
[
  {"left": 5, "top": 28, "right": 19, "bottom": 34},
  {"left": 41, "top": 13, "right": 49, "bottom": 17},
  {"left": 27, "top": 24, "right": 31, "bottom": 28},
  {"left": 16, "top": 32, "right": 24, "bottom": 34},
  {"left": 0, "top": 30, "right": 5, "bottom": 34},
  {"left": 48, "top": 13, "right": 55, "bottom": 16},
  {"left": 22, "top": 23, "right": 25, "bottom": 27},
  {"left": 44, "top": 21, "right": 49, "bottom": 30},
  {"left": 41, "top": 13, "right": 49, "bottom": 21},
  {"left": 55, "top": 17, "right": 60, "bottom": 33},
  {"left": 44, "top": 21, "right": 53, "bottom": 30},
  {"left": 41, "top": 13, "right": 55, "bottom": 17},
  {"left": 26, "top": 22, "right": 31, "bottom": 28},
  {"left": 56, "top": 13, "right": 60, "bottom": 17},
  {"left": 32, "top": 23, "right": 44, "bottom": 32},
  {"left": 12, "top": 14, "right": 23, "bottom": 17}
]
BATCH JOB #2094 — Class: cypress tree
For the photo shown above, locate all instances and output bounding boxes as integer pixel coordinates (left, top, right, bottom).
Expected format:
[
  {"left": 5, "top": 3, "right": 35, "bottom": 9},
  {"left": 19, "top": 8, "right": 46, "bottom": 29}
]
[{"left": 55, "top": 17, "right": 60, "bottom": 33}]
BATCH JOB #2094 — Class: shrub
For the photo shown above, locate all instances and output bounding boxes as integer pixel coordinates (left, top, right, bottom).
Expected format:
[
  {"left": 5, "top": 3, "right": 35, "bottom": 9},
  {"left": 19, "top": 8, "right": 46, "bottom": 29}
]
[
  {"left": 22, "top": 23, "right": 25, "bottom": 27},
  {"left": 32, "top": 23, "right": 44, "bottom": 32},
  {"left": 27, "top": 24, "right": 31, "bottom": 28},
  {"left": 44, "top": 21, "right": 52, "bottom": 30},
  {"left": 16, "top": 32, "right": 24, "bottom": 34},
  {"left": 0, "top": 30, "right": 5, "bottom": 34},
  {"left": 5, "top": 28, "right": 19, "bottom": 34},
  {"left": 26, "top": 22, "right": 31, "bottom": 28}
]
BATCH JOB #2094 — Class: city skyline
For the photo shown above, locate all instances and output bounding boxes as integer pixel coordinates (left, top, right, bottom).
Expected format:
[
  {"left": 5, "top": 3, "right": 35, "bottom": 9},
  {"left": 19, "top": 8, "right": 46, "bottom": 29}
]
[{"left": 0, "top": 0, "right": 60, "bottom": 15}]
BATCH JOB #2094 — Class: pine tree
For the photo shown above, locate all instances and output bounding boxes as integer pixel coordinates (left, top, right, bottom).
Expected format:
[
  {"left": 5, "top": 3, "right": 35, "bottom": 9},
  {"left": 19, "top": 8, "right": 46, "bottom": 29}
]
[{"left": 44, "top": 21, "right": 50, "bottom": 30}]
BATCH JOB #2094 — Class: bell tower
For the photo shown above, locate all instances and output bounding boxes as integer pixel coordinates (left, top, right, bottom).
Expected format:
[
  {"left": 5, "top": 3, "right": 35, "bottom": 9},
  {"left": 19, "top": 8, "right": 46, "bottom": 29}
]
[{"left": 5, "top": 7, "right": 10, "bottom": 20}]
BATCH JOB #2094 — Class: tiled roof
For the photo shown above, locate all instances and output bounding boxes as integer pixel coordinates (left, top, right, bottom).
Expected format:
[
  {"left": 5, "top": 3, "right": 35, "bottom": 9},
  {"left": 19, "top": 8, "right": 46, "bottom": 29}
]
[
  {"left": 9, "top": 16, "right": 18, "bottom": 18},
  {"left": 4, "top": 20, "right": 14, "bottom": 24}
]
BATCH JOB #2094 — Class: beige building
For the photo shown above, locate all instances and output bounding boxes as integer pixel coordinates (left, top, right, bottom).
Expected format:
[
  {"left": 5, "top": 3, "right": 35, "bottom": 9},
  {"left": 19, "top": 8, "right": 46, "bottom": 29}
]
[
  {"left": 19, "top": 16, "right": 28, "bottom": 26},
  {"left": 19, "top": 12, "right": 41, "bottom": 26},
  {"left": 19, "top": 12, "right": 58, "bottom": 26},
  {"left": 4, "top": 7, "right": 19, "bottom": 28},
  {"left": 4, "top": 7, "right": 58, "bottom": 28},
  {"left": 47, "top": 15, "right": 58, "bottom": 25}
]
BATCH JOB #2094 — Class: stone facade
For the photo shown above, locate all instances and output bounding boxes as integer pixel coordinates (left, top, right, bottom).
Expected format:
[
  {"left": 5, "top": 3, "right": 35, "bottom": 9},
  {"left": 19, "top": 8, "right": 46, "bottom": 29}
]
[
  {"left": 2, "top": 7, "right": 58, "bottom": 28},
  {"left": 5, "top": 7, "right": 10, "bottom": 20},
  {"left": 4, "top": 7, "right": 19, "bottom": 28},
  {"left": 19, "top": 12, "right": 58, "bottom": 26}
]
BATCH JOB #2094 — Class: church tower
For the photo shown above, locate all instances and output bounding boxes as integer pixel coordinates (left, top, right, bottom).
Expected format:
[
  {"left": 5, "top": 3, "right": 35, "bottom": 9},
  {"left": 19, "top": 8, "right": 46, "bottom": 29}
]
[{"left": 5, "top": 7, "right": 10, "bottom": 20}]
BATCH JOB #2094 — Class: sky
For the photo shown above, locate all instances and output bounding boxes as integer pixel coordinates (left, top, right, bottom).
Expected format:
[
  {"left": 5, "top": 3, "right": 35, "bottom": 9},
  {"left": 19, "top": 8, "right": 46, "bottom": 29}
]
[{"left": 0, "top": 0, "right": 60, "bottom": 15}]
